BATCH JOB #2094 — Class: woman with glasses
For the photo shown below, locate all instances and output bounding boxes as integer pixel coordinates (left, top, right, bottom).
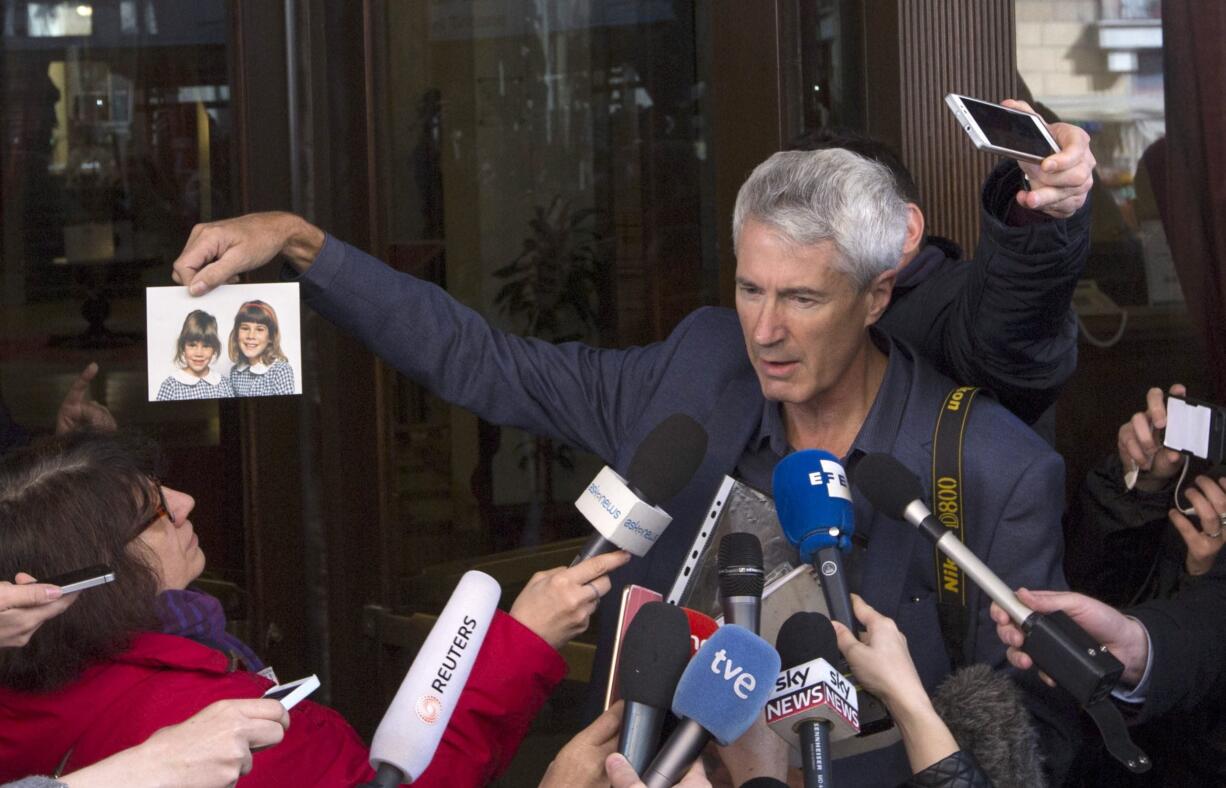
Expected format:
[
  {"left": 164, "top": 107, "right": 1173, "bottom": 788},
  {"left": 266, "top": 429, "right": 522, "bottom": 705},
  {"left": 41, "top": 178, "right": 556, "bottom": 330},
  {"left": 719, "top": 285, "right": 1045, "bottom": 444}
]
[{"left": 0, "top": 431, "right": 626, "bottom": 786}]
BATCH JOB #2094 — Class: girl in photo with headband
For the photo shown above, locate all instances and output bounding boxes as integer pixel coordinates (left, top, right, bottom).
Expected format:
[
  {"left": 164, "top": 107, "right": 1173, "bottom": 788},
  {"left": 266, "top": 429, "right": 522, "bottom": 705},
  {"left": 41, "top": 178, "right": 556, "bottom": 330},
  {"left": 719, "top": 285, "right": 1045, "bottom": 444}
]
[
  {"left": 227, "top": 300, "right": 296, "bottom": 397},
  {"left": 156, "top": 310, "right": 234, "bottom": 401}
]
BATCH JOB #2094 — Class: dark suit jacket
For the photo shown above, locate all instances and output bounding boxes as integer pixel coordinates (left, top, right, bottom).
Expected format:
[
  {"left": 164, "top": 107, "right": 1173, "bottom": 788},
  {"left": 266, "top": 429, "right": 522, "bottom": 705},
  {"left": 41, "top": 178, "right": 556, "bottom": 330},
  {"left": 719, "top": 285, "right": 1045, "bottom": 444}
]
[{"left": 299, "top": 235, "right": 1067, "bottom": 787}]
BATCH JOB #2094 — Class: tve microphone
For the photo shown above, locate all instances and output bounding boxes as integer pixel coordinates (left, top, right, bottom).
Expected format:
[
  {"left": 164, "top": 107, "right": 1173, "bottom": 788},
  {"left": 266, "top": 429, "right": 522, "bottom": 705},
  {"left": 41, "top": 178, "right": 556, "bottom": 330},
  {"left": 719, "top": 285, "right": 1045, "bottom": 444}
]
[
  {"left": 850, "top": 452, "right": 1151, "bottom": 774},
  {"left": 718, "top": 532, "right": 764, "bottom": 634},
  {"left": 572, "top": 413, "right": 708, "bottom": 565},
  {"left": 931, "top": 665, "right": 1045, "bottom": 788},
  {"left": 618, "top": 602, "right": 692, "bottom": 774},
  {"left": 773, "top": 450, "right": 857, "bottom": 633},
  {"left": 365, "top": 571, "right": 500, "bottom": 786},
  {"left": 642, "top": 625, "right": 780, "bottom": 788},
  {"left": 767, "top": 612, "right": 860, "bottom": 788}
]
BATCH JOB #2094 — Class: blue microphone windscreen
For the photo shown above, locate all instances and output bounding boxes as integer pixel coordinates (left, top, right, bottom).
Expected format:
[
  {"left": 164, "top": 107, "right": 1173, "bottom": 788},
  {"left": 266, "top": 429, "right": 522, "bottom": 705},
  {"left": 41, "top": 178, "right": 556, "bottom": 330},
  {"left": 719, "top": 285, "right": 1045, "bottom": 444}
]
[
  {"left": 772, "top": 450, "right": 855, "bottom": 562},
  {"left": 671, "top": 624, "right": 780, "bottom": 745}
]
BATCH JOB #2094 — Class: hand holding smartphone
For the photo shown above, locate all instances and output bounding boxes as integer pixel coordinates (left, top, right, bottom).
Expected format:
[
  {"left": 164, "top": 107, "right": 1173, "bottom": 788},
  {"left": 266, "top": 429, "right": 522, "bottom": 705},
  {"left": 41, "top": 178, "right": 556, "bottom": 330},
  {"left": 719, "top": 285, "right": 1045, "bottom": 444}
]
[{"left": 944, "top": 94, "right": 1059, "bottom": 164}]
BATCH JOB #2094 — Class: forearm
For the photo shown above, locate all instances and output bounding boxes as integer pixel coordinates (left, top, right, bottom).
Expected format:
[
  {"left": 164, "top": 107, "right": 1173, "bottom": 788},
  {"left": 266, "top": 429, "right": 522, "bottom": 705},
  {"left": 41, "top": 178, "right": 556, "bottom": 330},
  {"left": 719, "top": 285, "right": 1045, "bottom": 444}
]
[
  {"left": 275, "top": 214, "right": 325, "bottom": 271},
  {"left": 889, "top": 696, "right": 961, "bottom": 775}
]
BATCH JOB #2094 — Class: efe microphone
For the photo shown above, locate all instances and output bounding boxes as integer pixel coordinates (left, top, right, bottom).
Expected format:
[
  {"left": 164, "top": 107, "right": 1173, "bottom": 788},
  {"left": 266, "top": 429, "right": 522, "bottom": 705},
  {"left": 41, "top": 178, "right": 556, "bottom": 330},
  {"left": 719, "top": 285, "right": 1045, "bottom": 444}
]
[
  {"left": 718, "top": 532, "right": 764, "bottom": 634},
  {"left": 849, "top": 452, "right": 1151, "bottom": 774},
  {"left": 641, "top": 625, "right": 780, "bottom": 788},
  {"left": 363, "top": 571, "right": 501, "bottom": 786},
  {"left": 617, "top": 602, "right": 692, "bottom": 774},
  {"left": 773, "top": 450, "right": 857, "bottom": 633},
  {"left": 572, "top": 413, "right": 708, "bottom": 565},
  {"left": 767, "top": 612, "right": 860, "bottom": 788}
]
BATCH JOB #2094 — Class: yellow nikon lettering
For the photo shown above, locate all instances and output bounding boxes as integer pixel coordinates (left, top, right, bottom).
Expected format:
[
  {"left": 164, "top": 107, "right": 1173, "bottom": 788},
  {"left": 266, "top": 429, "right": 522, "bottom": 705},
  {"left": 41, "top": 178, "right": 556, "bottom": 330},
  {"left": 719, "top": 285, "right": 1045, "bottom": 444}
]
[{"left": 942, "top": 558, "right": 960, "bottom": 592}]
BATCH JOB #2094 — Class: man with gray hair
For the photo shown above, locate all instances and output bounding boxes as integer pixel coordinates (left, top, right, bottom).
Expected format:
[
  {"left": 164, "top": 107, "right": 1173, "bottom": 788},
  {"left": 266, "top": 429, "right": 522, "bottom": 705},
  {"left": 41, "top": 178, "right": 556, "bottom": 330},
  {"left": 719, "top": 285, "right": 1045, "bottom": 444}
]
[{"left": 174, "top": 137, "right": 1080, "bottom": 785}]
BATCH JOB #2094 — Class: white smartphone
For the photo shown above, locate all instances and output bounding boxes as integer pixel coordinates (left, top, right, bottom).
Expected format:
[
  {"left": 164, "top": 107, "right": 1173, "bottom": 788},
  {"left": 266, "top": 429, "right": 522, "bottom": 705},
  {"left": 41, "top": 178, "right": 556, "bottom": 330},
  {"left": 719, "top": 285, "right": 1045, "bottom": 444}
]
[
  {"left": 1165, "top": 395, "right": 1226, "bottom": 465},
  {"left": 944, "top": 93, "right": 1059, "bottom": 164},
  {"left": 262, "top": 674, "right": 320, "bottom": 711}
]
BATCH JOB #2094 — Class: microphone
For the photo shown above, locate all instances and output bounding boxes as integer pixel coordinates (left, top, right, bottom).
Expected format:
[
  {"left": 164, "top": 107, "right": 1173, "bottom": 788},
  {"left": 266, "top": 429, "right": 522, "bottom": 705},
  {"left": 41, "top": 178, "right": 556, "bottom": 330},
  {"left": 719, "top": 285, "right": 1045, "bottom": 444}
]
[
  {"left": 718, "top": 532, "right": 764, "bottom": 634},
  {"left": 572, "top": 413, "right": 708, "bottom": 565},
  {"left": 850, "top": 452, "right": 1151, "bottom": 774},
  {"left": 931, "top": 665, "right": 1045, "bottom": 788},
  {"left": 642, "top": 625, "right": 780, "bottom": 788},
  {"left": 773, "top": 450, "right": 857, "bottom": 632},
  {"left": 766, "top": 612, "right": 860, "bottom": 788},
  {"left": 365, "top": 571, "right": 501, "bottom": 786},
  {"left": 617, "top": 602, "right": 693, "bottom": 774}
]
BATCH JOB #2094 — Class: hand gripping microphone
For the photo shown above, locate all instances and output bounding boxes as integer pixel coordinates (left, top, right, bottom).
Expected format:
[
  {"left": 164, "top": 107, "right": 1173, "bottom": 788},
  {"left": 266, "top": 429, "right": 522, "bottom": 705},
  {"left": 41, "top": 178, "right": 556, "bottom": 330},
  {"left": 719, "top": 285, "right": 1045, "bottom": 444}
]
[
  {"left": 618, "top": 602, "right": 693, "bottom": 774},
  {"left": 718, "top": 532, "right": 764, "bottom": 634},
  {"left": 766, "top": 612, "right": 860, "bottom": 788},
  {"left": 850, "top": 452, "right": 1151, "bottom": 774},
  {"left": 572, "top": 413, "right": 708, "bottom": 565},
  {"left": 364, "top": 571, "right": 501, "bottom": 786},
  {"left": 642, "top": 625, "right": 780, "bottom": 788},
  {"left": 773, "top": 450, "right": 857, "bottom": 633}
]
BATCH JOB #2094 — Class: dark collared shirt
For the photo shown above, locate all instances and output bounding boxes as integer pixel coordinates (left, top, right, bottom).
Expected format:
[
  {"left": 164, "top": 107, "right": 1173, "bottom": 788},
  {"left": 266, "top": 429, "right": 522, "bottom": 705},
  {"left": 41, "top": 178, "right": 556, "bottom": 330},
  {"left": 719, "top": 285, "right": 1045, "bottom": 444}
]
[{"left": 732, "top": 331, "right": 909, "bottom": 580}]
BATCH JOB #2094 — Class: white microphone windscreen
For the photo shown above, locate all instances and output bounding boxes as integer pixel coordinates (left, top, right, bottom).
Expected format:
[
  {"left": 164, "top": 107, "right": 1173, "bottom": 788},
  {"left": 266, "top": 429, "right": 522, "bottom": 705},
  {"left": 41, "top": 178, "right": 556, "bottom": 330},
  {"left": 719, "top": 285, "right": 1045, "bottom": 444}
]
[{"left": 369, "top": 570, "right": 501, "bottom": 781}]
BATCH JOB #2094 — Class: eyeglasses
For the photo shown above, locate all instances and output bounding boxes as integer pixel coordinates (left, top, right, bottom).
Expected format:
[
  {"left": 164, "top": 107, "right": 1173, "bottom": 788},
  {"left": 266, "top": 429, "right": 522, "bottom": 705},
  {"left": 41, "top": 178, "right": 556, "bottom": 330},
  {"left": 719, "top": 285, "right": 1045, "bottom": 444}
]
[{"left": 142, "top": 479, "right": 176, "bottom": 529}]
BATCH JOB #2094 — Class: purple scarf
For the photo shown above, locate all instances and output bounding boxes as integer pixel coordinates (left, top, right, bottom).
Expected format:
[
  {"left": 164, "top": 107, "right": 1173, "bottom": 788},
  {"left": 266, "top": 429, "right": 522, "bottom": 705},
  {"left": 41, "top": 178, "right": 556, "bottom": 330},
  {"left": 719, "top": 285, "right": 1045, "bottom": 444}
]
[{"left": 155, "top": 588, "right": 265, "bottom": 672}]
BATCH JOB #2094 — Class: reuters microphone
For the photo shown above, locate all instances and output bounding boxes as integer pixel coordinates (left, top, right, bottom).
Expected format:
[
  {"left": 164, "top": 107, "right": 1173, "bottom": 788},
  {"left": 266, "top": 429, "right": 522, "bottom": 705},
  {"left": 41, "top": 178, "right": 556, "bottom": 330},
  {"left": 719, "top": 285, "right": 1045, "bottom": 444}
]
[
  {"left": 365, "top": 571, "right": 500, "bottom": 786},
  {"left": 641, "top": 625, "right": 780, "bottom": 788},
  {"left": 773, "top": 450, "right": 857, "bottom": 632},
  {"left": 767, "top": 612, "right": 859, "bottom": 788},
  {"left": 572, "top": 413, "right": 708, "bottom": 565}
]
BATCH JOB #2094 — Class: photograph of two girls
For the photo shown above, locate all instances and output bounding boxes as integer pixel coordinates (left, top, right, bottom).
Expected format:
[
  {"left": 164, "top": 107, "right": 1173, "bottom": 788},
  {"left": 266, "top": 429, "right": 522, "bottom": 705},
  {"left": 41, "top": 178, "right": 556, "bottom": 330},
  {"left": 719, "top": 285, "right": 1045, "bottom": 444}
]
[{"left": 144, "top": 283, "right": 303, "bottom": 401}]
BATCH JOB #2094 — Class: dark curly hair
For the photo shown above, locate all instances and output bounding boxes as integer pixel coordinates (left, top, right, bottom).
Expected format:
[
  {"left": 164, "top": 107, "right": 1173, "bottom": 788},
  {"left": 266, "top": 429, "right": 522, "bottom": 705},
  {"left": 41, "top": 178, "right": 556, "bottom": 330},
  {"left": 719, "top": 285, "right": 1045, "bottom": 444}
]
[{"left": 0, "top": 431, "right": 164, "bottom": 691}]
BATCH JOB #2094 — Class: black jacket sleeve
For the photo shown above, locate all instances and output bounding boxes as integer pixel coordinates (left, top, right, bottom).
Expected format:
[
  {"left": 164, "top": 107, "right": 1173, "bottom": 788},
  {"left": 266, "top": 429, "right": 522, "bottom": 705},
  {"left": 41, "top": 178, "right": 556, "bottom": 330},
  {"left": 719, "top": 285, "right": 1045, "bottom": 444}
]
[
  {"left": 879, "top": 161, "right": 1090, "bottom": 425},
  {"left": 905, "top": 750, "right": 993, "bottom": 788}
]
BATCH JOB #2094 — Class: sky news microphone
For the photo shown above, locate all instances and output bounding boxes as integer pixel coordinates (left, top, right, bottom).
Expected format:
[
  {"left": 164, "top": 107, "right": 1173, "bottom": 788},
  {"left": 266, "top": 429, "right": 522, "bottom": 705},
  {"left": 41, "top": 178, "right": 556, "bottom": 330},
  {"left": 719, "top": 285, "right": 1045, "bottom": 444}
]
[
  {"left": 767, "top": 612, "right": 860, "bottom": 788},
  {"left": 572, "top": 413, "right": 708, "bottom": 565},
  {"left": 773, "top": 450, "right": 858, "bottom": 633},
  {"left": 618, "top": 602, "right": 693, "bottom": 774},
  {"left": 364, "top": 571, "right": 500, "bottom": 786},
  {"left": 850, "top": 452, "right": 1151, "bottom": 774},
  {"left": 641, "top": 624, "right": 780, "bottom": 788},
  {"left": 718, "top": 532, "right": 764, "bottom": 634}
]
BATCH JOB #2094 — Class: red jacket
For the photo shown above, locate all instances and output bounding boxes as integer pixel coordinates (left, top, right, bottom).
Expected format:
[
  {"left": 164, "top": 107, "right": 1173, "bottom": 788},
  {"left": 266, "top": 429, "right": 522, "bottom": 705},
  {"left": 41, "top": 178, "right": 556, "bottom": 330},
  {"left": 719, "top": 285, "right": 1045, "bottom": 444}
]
[{"left": 0, "top": 610, "right": 566, "bottom": 786}]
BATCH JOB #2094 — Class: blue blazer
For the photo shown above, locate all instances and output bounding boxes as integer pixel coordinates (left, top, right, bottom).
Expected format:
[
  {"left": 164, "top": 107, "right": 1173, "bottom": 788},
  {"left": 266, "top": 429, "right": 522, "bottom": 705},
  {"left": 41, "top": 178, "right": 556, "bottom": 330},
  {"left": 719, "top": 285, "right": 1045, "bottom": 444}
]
[{"left": 301, "top": 236, "right": 1067, "bottom": 785}]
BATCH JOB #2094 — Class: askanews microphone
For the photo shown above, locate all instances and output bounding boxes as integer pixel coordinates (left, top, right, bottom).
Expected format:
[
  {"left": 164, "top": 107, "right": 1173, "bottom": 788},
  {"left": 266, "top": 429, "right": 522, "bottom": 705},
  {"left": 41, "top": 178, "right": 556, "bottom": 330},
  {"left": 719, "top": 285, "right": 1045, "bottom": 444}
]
[
  {"left": 364, "top": 571, "right": 501, "bottom": 786},
  {"left": 718, "top": 532, "right": 764, "bottom": 634},
  {"left": 617, "top": 602, "right": 693, "bottom": 774},
  {"left": 773, "top": 450, "right": 857, "bottom": 632},
  {"left": 850, "top": 452, "right": 1151, "bottom": 774},
  {"left": 642, "top": 625, "right": 780, "bottom": 788},
  {"left": 767, "top": 612, "right": 860, "bottom": 788},
  {"left": 572, "top": 413, "right": 708, "bottom": 565}
]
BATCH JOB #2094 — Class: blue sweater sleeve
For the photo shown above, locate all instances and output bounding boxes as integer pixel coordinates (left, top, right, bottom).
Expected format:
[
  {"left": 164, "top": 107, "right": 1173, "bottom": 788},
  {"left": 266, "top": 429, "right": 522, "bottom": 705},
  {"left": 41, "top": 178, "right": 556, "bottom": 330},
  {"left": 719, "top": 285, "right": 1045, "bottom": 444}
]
[{"left": 296, "top": 235, "right": 675, "bottom": 462}]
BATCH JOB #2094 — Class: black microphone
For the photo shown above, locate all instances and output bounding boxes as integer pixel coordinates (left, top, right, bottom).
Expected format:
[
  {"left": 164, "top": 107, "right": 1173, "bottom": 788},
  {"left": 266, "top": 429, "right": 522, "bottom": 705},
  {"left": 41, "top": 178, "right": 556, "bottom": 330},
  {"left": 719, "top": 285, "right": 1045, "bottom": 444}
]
[
  {"left": 572, "top": 413, "right": 708, "bottom": 565},
  {"left": 850, "top": 452, "right": 1151, "bottom": 774},
  {"left": 617, "top": 602, "right": 692, "bottom": 774},
  {"left": 718, "top": 532, "right": 764, "bottom": 634},
  {"left": 931, "top": 665, "right": 1045, "bottom": 788},
  {"left": 772, "top": 612, "right": 858, "bottom": 788}
]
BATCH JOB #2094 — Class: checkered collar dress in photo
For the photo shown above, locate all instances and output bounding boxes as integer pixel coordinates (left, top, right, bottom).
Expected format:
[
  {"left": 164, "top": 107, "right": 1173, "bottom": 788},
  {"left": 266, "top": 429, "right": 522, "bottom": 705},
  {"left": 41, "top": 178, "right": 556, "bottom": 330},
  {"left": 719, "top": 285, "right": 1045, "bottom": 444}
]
[
  {"left": 155, "top": 367, "right": 235, "bottom": 401},
  {"left": 229, "top": 358, "right": 296, "bottom": 397}
]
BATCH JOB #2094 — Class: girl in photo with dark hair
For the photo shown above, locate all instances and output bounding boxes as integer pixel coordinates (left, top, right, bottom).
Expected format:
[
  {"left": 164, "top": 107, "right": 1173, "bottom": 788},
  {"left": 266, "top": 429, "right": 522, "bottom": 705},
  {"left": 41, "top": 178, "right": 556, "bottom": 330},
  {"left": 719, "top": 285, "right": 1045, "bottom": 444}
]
[
  {"left": 155, "top": 310, "right": 234, "bottom": 401},
  {"left": 227, "top": 300, "right": 295, "bottom": 397}
]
